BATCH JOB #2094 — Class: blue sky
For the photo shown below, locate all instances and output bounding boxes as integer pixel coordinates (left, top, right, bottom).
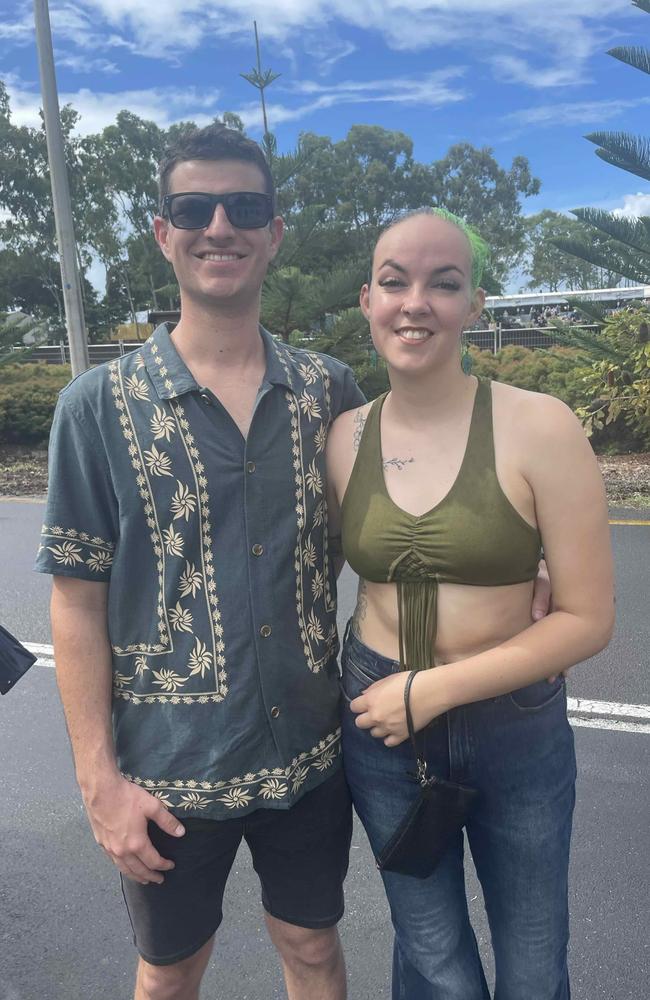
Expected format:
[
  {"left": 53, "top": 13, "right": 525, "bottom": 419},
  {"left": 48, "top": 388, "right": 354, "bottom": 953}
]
[{"left": 2, "top": 0, "right": 650, "bottom": 231}]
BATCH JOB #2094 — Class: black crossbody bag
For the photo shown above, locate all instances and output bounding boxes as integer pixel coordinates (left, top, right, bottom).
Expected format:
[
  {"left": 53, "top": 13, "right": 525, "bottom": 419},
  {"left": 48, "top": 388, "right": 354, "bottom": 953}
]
[
  {"left": 0, "top": 624, "right": 37, "bottom": 695},
  {"left": 375, "top": 671, "right": 477, "bottom": 879}
]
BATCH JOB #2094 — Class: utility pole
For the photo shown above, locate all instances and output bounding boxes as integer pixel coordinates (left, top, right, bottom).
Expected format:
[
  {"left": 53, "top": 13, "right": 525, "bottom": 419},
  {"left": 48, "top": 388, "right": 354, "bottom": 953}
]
[{"left": 33, "top": 0, "right": 89, "bottom": 375}]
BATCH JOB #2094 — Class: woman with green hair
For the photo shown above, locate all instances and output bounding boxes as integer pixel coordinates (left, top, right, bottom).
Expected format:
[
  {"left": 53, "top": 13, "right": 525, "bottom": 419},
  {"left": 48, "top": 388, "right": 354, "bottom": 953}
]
[{"left": 326, "top": 208, "right": 614, "bottom": 999}]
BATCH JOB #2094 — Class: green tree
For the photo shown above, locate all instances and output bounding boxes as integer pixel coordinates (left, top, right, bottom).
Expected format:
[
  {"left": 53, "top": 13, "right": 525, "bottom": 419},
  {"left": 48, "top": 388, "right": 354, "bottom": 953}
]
[
  {"left": 524, "top": 211, "right": 603, "bottom": 291},
  {"left": 566, "top": 308, "right": 650, "bottom": 448},
  {"left": 550, "top": 0, "right": 650, "bottom": 440},
  {"left": 429, "top": 144, "right": 540, "bottom": 288},
  {"left": 552, "top": 1, "right": 650, "bottom": 283}
]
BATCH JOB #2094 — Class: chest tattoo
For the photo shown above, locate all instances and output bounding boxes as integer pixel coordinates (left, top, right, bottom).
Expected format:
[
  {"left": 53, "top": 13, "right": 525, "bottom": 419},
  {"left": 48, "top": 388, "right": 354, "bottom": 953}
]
[{"left": 382, "top": 456, "right": 415, "bottom": 471}]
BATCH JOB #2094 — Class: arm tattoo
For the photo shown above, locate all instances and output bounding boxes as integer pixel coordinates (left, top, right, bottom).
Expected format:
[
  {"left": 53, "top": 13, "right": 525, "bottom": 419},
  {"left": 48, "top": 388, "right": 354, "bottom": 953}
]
[
  {"left": 353, "top": 410, "right": 366, "bottom": 451},
  {"left": 382, "top": 456, "right": 415, "bottom": 471}
]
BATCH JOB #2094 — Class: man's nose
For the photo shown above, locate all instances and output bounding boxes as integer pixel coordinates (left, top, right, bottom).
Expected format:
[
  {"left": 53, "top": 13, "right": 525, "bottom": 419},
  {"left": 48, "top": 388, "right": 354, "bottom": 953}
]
[{"left": 204, "top": 202, "right": 236, "bottom": 238}]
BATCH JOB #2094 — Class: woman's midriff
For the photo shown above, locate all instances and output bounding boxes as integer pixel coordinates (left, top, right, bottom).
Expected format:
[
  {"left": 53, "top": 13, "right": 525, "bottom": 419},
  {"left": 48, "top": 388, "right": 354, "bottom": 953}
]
[{"left": 353, "top": 578, "right": 537, "bottom": 666}]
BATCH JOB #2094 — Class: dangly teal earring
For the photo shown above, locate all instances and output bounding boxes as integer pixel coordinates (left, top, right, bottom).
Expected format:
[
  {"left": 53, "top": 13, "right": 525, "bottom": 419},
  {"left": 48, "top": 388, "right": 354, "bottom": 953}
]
[{"left": 461, "top": 331, "right": 473, "bottom": 374}]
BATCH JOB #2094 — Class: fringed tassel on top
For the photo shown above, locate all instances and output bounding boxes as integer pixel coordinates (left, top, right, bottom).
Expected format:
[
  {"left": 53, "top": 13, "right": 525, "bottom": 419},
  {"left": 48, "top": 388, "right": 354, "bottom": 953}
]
[{"left": 396, "top": 578, "right": 438, "bottom": 671}]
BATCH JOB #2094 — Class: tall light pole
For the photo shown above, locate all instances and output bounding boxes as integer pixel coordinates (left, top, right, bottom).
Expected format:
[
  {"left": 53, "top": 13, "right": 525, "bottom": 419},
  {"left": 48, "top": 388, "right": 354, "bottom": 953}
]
[{"left": 33, "top": 0, "right": 89, "bottom": 375}]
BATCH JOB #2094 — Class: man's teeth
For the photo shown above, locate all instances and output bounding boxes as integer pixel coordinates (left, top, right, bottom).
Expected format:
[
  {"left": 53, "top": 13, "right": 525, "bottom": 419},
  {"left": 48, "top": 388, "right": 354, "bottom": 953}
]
[
  {"left": 398, "top": 329, "right": 431, "bottom": 340},
  {"left": 203, "top": 253, "right": 240, "bottom": 261}
]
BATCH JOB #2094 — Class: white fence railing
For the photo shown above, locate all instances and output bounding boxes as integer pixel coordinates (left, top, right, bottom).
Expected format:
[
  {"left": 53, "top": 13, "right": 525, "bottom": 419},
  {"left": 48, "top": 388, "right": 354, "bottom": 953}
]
[{"left": 17, "top": 325, "right": 601, "bottom": 366}]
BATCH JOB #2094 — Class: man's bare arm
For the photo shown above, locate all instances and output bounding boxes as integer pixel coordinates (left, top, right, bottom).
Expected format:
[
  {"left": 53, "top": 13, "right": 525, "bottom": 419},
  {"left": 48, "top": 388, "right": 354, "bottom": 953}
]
[{"left": 51, "top": 576, "right": 185, "bottom": 884}]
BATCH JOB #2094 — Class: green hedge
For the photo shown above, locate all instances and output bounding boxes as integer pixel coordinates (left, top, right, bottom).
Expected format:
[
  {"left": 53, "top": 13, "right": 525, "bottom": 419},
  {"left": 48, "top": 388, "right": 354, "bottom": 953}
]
[
  {"left": 0, "top": 363, "right": 71, "bottom": 443},
  {"left": 0, "top": 345, "right": 644, "bottom": 453},
  {"left": 468, "top": 344, "right": 590, "bottom": 411}
]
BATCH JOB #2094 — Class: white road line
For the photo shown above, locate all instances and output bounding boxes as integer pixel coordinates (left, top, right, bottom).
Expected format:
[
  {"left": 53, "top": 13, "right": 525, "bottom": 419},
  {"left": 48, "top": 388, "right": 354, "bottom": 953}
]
[
  {"left": 566, "top": 696, "right": 650, "bottom": 721},
  {"left": 23, "top": 642, "right": 55, "bottom": 659},
  {"left": 570, "top": 718, "right": 650, "bottom": 734},
  {"left": 22, "top": 641, "right": 650, "bottom": 734}
]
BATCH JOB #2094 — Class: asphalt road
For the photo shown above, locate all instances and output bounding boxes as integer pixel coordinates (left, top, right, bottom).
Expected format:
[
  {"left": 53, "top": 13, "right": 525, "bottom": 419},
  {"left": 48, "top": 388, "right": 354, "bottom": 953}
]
[{"left": 1, "top": 498, "right": 649, "bottom": 1000}]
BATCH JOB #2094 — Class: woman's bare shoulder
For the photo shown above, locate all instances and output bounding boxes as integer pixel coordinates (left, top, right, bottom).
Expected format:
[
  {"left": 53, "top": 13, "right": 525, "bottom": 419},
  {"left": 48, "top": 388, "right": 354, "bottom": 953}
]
[
  {"left": 328, "top": 401, "right": 374, "bottom": 451},
  {"left": 490, "top": 379, "right": 580, "bottom": 436}
]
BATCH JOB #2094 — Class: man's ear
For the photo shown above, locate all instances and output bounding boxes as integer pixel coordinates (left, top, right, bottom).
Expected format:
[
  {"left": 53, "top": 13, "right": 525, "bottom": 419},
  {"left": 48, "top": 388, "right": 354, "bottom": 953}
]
[
  {"left": 153, "top": 216, "right": 172, "bottom": 261},
  {"left": 268, "top": 216, "right": 284, "bottom": 260},
  {"left": 359, "top": 283, "right": 370, "bottom": 320}
]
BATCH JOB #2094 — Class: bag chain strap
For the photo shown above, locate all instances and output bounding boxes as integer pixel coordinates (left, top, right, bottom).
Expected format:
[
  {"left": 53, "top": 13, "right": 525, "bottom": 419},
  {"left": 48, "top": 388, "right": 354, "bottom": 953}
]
[{"left": 403, "top": 670, "right": 431, "bottom": 786}]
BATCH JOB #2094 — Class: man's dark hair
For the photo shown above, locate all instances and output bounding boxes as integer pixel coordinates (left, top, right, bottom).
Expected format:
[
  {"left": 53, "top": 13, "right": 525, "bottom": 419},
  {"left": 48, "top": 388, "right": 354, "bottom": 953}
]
[{"left": 158, "top": 123, "right": 275, "bottom": 212}]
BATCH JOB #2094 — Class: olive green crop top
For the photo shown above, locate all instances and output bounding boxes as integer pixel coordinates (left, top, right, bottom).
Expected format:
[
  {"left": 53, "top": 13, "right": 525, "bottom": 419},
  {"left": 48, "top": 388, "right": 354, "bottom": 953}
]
[{"left": 340, "top": 379, "right": 542, "bottom": 671}]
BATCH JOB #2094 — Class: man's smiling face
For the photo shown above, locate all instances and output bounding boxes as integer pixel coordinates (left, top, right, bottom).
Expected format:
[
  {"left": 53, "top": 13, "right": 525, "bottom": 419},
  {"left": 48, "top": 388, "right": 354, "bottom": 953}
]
[{"left": 154, "top": 158, "right": 283, "bottom": 312}]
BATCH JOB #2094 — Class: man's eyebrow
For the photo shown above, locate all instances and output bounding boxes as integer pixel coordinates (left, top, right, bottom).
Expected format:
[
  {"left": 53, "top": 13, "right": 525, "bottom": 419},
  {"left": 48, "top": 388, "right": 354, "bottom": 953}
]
[{"left": 377, "top": 259, "right": 466, "bottom": 277}]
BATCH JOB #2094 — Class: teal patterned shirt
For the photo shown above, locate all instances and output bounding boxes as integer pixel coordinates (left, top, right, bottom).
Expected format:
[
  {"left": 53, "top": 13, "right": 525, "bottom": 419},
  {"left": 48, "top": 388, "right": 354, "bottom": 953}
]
[{"left": 36, "top": 325, "right": 364, "bottom": 819}]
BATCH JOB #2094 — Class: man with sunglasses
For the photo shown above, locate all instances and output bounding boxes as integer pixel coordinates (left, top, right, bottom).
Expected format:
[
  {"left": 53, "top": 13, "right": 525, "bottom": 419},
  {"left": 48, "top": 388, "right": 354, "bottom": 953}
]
[{"left": 37, "top": 124, "right": 365, "bottom": 1000}]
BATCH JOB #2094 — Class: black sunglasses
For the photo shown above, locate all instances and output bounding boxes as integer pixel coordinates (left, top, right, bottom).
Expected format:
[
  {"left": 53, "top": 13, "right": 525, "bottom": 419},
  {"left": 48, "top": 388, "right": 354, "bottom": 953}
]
[{"left": 161, "top": 191, "right": 274, "bottom": 230}]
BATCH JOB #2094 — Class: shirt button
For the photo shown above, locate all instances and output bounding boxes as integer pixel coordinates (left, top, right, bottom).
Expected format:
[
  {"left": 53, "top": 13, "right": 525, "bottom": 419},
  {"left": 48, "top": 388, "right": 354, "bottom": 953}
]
[
  {"left": 246, "top": 461, "right": 256, "bottom": 473},
  {"left": 260, "top": 625, "right": 272, "bottom": 638},
  {"left": 270, "top": 706, "right": 280, "bottom": 719},
  {"left": 252, "top": 544, "right": 264, "bottom": 557}
]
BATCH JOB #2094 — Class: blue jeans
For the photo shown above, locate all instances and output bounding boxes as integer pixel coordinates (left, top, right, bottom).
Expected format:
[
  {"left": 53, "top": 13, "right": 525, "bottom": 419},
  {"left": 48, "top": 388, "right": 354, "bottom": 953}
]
[{"left": 341, "top": 627, "right": 576, "bottom": 1000}]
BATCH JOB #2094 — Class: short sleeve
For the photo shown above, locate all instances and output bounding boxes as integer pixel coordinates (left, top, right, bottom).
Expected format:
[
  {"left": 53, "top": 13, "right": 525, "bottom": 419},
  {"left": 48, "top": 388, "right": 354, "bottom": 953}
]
[
  {"left": 334, "top": 364, "right": 366, "bottom": 417},
  {"left": 35, "top": 391, "right": 119, "bottom": 581}
]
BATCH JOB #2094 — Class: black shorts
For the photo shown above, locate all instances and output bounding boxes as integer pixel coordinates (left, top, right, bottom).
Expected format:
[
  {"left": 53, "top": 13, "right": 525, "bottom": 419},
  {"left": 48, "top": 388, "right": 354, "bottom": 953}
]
[{"left": 121, "top": 768, "right": 353, "bottom": 966}]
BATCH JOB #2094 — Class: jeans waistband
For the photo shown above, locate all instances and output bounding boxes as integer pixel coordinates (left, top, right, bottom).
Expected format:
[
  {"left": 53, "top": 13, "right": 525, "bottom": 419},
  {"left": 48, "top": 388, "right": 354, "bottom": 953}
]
[{"left": 343, "top": 620, "right": 403, "bottom": 675}]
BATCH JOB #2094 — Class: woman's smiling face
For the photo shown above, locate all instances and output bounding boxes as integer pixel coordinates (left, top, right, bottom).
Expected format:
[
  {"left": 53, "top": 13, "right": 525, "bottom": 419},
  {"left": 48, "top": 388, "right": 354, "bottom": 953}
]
[{"left": 361, "top": 213, "right": 485, "bottom": 377}]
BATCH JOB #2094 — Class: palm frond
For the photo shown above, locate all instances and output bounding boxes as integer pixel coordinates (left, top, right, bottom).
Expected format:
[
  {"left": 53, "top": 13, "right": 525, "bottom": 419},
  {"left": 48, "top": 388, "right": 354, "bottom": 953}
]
[
  {"left": 585, "top": 131, "right": 650, "bottom": 182},
  {"left": 571, "top": 207, "right": 650, "bottom": 258},
  {"left": 607, "top": 46, "right": 650, "bottom": 75},
  {"left": 551, "top": 236, "right": 650, "bottom": 285},
  {"left": 546, "top": 323, "right": 621, "bottom": 361},
  {"left": 0, "top": 311, "right": 49, "bottom": 365},
  {"left": 563, "top": 299, "right": 611, "bottom": 324}
]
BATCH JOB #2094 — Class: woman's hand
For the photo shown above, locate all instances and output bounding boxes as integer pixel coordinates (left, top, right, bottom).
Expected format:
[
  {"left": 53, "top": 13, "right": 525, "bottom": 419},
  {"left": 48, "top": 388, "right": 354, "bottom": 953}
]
[{"left": 350, "top": 671, "right": 445, "bottom": 747}]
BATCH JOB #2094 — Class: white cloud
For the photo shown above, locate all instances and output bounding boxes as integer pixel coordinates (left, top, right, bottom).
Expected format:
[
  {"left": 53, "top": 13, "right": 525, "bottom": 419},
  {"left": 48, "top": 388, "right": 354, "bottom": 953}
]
[
  {"left": 613, "top": 193, "right": 650, "bottom": 218},
  {"left": 504, "top": 96, "right": 650, "bottom": 129},
  {"left": 490, "top": 56, "right": 590, "bottom": 90},
  {"left": 5, "top": 68, "right": 466, "bottom": 135},
  {"left": 286, "top": 68, "right": 467, "bottom": 104},
  {"left": 6, "top": 80, "right": 224, "bottom": 134},
  {"left": 55, "top": 54, "right": 119, "bottom": 75},
  {"left": 10, "top": 1, "right": 633, "bottom": 87},
  {"left": 303, "top": 36, "right": 357, "bottom": 76}
]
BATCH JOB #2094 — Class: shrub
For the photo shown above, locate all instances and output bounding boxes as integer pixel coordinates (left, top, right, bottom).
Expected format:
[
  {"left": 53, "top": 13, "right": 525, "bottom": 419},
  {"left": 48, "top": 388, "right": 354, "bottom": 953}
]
[
  {"left": 469, "top": 344, "right": 590, "bottom": 410},
  {"left": 569, "top": 309, "right": 650, "bottom": 450},
  {"left": 0, "top": 363, "right": 71, "bottom": 443}
]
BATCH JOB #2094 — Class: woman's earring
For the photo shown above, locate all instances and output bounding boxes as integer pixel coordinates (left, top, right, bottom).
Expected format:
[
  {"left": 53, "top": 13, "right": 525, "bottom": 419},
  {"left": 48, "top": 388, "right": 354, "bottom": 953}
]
[{"left": 461, "top": 332, "right": 473, "bottom": 374}]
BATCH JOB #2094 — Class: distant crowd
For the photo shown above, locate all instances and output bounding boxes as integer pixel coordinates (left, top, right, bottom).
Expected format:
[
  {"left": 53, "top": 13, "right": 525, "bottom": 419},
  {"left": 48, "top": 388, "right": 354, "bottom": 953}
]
[{"left": 473, "top": 300, "right": 637, "bottom": 331}]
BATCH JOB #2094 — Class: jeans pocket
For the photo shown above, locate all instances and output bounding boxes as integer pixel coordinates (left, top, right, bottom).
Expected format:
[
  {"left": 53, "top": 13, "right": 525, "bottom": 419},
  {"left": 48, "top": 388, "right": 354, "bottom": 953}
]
[
  {"left": 340, "top": 654, "right": 385, "bottom": 704},
  {"left": 508, "top": 676, "right": 566, "bottom": 712}
]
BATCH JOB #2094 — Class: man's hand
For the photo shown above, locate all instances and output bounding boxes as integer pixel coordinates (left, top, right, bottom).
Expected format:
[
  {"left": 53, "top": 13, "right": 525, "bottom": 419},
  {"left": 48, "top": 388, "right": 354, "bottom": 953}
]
[
  {"left": 531, "top": 558, "right": 551, "bottom": 622},
  {"left": 82, "top": 772, "right": 185, "bottom": 885},
  {"left": 531, "top": 558, "right": 567, "bottom": 683}
]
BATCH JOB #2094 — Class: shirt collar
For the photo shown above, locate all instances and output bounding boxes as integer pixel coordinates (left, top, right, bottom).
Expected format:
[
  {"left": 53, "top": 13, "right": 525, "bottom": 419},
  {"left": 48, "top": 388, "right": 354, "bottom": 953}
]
[
  {"left": 142, "top": 324, "right": 198, "bottom": 400},
  {"left": 143, "top": 323, "right": 296, "bottom": 400}
]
